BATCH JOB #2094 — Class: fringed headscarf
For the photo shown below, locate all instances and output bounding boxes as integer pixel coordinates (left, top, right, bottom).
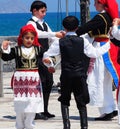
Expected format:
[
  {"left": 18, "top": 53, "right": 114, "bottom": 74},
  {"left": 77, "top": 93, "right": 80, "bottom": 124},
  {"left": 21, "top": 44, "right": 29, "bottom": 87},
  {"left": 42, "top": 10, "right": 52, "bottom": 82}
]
[
  {"left": 17, "top": 24, "right": 40, "bottom": 46},
  {"left": 98, "top": 0, "right": 119, "bottom": 19}
]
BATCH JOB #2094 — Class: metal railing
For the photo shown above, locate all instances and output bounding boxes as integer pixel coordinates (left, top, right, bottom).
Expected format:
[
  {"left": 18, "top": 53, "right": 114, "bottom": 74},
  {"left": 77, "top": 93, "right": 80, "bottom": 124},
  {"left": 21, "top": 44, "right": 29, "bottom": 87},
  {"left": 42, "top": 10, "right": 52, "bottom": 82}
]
[{"left": 0, "top": 36, "right": 17, "bottom": 97}]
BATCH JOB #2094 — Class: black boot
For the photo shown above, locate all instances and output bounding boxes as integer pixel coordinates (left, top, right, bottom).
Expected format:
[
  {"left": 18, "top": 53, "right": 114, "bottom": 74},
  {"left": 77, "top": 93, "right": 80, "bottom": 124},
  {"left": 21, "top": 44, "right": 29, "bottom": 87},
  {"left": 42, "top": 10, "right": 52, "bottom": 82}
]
[
  {"left": 61, "top": 104, "right": 70, "bottom": 129},
  {"left": 79, "top": 107, "right": 88, "bottom": 129}
]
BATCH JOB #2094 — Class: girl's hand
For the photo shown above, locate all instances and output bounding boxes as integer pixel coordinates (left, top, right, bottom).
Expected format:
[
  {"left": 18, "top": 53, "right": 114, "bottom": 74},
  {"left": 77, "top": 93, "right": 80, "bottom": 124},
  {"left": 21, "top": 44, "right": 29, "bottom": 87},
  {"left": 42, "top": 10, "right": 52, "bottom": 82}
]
[{"left": 2, "top": 40, "right": 10, "bottom": 50}]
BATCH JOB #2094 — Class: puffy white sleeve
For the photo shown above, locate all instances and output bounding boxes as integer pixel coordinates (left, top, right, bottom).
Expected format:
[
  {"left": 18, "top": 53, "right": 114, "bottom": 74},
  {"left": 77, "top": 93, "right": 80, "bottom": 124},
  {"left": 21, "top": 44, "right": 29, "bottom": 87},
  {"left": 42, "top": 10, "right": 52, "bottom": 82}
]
[
  {"left": 1, "top": 45, "right": 11, "bottom": 54},
  {"left": 43, "top": 39, "right": 60, "bottom": 58},
  {"left": 84, "top": 37, "right": 110, "bottom": 58},
  {"left": 111, "top": 25, "right": 120, "bottom": 40}
]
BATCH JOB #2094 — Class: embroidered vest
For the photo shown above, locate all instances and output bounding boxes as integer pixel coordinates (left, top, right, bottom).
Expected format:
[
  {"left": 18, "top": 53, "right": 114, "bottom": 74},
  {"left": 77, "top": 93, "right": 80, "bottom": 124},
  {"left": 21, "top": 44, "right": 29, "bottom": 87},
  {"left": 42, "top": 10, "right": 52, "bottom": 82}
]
[{"left": 15, "top": 46, "right": 40, "bottom": 70}]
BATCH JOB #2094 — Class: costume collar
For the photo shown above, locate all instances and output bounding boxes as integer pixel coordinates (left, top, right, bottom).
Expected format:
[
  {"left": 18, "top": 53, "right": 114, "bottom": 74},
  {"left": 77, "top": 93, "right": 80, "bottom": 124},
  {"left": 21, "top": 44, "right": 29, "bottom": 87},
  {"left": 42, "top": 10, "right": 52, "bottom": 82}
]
[
  {"left": 66, "top": 32, "right": 77, "bottom": 36},
  {"left": 32, "top": 16, "right": 44, "bottom": 23},
  {"left": 101, "top": 10, "right": 106, "bottom": 13}
]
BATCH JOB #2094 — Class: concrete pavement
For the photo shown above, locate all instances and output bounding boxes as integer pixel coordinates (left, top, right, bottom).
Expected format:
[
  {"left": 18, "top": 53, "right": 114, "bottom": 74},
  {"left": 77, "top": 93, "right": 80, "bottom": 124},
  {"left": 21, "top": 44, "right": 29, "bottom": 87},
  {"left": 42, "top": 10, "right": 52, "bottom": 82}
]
[{"left": 0, "top": 69, "right": 119, "bottom": 129}]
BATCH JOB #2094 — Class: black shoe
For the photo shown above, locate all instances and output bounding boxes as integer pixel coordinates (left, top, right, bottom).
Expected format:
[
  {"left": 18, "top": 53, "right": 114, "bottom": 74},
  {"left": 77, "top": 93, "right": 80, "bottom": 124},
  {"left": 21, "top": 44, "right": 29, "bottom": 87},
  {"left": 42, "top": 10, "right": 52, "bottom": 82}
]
[
  {"left": 94, "top": 113, "right": 113, "bottom": 121},
  {"left": 94, "top": 110, "right": 118, "bottom": 121},
  {"left": 42, "top": 112, "right": 55, "bottom": 118},
  {"left": 34, "top": 113, "right": 48, "bottom": 120},
  {"left": 112, "top": 110, "right": 118, "bottom": 117}
]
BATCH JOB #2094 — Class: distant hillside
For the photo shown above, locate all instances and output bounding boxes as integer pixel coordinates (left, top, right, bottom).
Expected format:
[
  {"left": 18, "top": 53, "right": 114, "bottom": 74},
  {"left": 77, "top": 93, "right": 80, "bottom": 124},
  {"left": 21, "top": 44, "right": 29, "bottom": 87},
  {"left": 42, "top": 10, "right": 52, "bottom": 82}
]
[{"left": 0, "top": 0, "right": 31, "bottom": 13}]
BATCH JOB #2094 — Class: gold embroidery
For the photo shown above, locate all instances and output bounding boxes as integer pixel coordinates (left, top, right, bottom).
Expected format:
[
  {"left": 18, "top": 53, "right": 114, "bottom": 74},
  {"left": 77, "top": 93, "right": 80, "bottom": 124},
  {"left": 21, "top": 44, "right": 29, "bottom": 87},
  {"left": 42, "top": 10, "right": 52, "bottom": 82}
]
[
  {"left": 98, "top": 14, "right": 108, "bottom": 34},
  {"left": 22, "top": 47, "right": 35, "bottom": 59}
]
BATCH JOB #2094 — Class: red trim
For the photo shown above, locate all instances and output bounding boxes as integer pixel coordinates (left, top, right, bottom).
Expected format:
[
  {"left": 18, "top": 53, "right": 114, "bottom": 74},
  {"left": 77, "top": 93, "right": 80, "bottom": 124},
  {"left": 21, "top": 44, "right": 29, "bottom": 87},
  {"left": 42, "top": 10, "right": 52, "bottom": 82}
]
[
  {"left": 16, "top": 69, "right": 38, "bottom": 72},
  {"left": 94, "top": 37, "right": 109, "bottom": 42}
]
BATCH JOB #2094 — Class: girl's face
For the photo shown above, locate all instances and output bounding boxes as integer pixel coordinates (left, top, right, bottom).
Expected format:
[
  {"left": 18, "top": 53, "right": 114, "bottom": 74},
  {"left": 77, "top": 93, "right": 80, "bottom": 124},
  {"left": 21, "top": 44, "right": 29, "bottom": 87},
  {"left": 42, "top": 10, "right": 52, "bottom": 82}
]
[
  {"left": 33, "top": 7, "right": 47, "bottom": 19},
  {"left": 22, "top": 32, "right": 35, "bottom": 48},
  {"left": 94, "top": 0, "right": 105, "bottom": 12}
]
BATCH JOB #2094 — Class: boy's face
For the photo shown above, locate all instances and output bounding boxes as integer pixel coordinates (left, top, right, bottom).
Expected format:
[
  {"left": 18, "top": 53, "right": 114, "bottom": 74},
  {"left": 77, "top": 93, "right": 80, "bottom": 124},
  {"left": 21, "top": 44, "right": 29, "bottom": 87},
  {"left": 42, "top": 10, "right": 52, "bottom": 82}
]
[{"left": 33, "top": 7, "right": 47, "bottom": 19}]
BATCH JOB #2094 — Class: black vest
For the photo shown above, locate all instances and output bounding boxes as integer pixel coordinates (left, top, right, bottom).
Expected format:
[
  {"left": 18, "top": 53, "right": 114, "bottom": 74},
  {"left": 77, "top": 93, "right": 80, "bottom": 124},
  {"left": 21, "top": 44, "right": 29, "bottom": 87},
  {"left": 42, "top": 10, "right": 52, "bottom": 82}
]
[
  {"left": 59, "top": 35, "right": 90, "bottom": 77},
  {"left": 29, "top": 18, "right": 49, "bottom": 52}
]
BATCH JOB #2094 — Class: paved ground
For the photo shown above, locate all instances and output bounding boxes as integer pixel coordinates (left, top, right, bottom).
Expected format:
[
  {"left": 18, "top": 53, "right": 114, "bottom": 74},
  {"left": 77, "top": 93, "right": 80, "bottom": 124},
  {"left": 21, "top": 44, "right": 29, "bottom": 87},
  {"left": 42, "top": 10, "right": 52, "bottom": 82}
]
[{"left": 0, "top": 69, "right": 119, "bottom": 129}]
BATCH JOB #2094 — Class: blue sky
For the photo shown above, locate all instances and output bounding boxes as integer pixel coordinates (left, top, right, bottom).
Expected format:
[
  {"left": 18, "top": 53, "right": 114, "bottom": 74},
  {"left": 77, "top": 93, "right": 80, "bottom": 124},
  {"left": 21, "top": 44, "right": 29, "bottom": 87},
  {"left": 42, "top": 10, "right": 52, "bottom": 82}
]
[
  {"left": 0, "top": 0, "right": 120, "bottom": 13},
  {"left": 28, "top": 0, "right": 120, "bottom": 12}
]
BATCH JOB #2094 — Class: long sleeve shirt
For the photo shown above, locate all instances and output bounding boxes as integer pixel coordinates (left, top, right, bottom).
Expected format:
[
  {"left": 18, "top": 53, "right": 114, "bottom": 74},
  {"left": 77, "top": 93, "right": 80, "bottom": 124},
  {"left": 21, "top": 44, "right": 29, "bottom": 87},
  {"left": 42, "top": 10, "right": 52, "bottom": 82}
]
[
  {"left": 111, "top": 25, "right": 120, "bottom": 40},
  {"left": 27, "top": 16, "right": 58, "bottom": 45},
  {"left": 43, "top": 32, "right": 110, "bottom": 60}
]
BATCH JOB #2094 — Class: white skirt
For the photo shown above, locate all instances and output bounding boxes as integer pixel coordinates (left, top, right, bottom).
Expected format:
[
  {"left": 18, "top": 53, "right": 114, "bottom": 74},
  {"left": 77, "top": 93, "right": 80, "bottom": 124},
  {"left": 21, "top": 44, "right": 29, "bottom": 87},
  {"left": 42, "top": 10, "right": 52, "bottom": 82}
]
[{"left": 12, "top": 70, "right": 44, "bottom": 113}]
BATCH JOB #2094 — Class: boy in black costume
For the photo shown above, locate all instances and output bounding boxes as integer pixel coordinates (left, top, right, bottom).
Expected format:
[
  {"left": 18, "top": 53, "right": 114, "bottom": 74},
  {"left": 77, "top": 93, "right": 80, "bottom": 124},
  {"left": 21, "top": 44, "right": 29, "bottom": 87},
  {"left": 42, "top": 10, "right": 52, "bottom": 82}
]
[{"left": 43, "top": 16, "right": 110, "bottom": 129}]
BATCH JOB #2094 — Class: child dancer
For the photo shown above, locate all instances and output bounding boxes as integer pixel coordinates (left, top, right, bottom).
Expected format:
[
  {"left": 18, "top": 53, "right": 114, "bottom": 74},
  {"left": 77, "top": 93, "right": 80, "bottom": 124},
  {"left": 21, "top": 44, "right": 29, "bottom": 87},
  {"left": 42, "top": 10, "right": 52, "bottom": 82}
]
[
  {"left": 27, "top": 0, "right": 65, "bottom": 119},
  {"left": 76, "top": 0, "right": 119, "bottom": 121},
  {"left": 0, "top": 24, "right": 44, "bottom": 129},
  {"left": 43, "top": 15, "right": 110, "bottom": 129}
]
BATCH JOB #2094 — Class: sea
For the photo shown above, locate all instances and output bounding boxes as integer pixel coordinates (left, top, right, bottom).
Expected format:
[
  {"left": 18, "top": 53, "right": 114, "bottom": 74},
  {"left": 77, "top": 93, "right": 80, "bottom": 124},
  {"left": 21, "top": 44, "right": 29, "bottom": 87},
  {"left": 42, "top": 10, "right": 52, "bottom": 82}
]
[{"left": 0, "top": 11, "right": 99, "bottom": 36}]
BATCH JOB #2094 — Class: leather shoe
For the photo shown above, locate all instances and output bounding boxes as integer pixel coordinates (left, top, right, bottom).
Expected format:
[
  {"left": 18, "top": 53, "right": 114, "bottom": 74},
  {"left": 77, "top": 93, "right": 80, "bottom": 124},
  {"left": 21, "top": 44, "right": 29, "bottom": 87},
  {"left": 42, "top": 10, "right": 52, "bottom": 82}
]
[
  {"left": 112, "top": 110, "right": 118, "bottom": 117},
  {"left": 34, "top": 113, "right": 48, "bottom": 120},
  {"left": 94, "top": 110, "right": 118, "bottom": 121},
  {"left": 42, "top": 112, "right": 55, "bottom": 118},
  {"left": 94, "top": 113, "right": 113, "bottom": 121}
]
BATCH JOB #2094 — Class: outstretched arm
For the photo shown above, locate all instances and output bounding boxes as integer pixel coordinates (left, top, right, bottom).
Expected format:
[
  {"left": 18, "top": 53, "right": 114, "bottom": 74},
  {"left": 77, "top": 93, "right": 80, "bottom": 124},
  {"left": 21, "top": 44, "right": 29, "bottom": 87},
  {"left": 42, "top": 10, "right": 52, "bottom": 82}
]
[
  {"left": 43, "top": 39, "right": 60, "bottom": 73},
  {"left": 84, "top": 37, "right": 110, "bottom": 58},
  {"left": 43, "top": 39, "right": 60, "bottom": 58}
]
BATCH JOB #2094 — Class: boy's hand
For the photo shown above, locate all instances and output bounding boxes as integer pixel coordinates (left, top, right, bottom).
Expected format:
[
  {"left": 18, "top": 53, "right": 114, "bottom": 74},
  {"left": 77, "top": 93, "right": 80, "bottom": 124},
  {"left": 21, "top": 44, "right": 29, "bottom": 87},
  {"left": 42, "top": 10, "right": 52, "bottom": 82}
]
[
  {"left": 112, "top": 18, "right": 120, "bottom": 26},
  {"left": 43, "top": 58, "right": 55, "bottom": 73},
  {"left": 48, "top": 67, "right": 55, "bottom": 73},
  {"left": 2, "top": 40, "right": 10, "bottom": 50},
  {"left": 56, "top": 31, "right": 66, "bottom": 38},
  {"left": 43, "top": 58, "right": 51, "bottom": 64}
]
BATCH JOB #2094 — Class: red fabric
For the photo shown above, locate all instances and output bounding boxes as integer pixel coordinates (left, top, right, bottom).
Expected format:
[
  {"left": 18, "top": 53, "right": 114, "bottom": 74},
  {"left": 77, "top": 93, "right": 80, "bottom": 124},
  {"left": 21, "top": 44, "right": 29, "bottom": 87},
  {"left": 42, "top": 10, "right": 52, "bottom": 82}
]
[
  {"left": 48, "top": 67, "right": 55, "bottom": 73},
  {"left": 98, "top": 0, "right": 119, "bottom": 19},
  {"left": 109, "top": 42, "right": 120, "bottom": 102},
  {"left": 17, "top": 24, "right": 40, "bottom": 46},
  {"left": 11, "top": 74, "right": 14, "bottom": 89},
  {"left": 16, "top": 69, "right": 38, "bottom": 72},
  {"left": 109, "top": 43, "right": 120, "bottom": 81},
  {"left": 94, "top": 37, "right": 109, "bottom": 42}
]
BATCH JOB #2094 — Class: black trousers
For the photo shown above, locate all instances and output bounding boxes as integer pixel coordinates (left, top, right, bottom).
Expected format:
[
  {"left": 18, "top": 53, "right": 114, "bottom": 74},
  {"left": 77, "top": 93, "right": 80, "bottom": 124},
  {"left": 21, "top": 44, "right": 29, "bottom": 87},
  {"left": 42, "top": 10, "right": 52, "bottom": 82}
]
[
  {"left": 39, "top": 63, "right": 53, "bottom": 113},
  {"left": 58, "top": 74, "right": 90, "bottom": 110},
  {"left": 39, "top": 63, "right": 53, "bottom": 93}
]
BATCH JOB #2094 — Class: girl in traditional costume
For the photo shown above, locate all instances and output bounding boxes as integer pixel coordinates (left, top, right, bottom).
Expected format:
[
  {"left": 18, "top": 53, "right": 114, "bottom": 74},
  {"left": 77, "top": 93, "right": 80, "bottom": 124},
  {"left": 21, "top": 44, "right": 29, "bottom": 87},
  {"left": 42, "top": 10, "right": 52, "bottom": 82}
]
[
  {"left": 76, "top": 0, "right": 119, "bottom": 120},
  {"left": 0, "top": 24, "right": 44, "bottom": 129}
]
